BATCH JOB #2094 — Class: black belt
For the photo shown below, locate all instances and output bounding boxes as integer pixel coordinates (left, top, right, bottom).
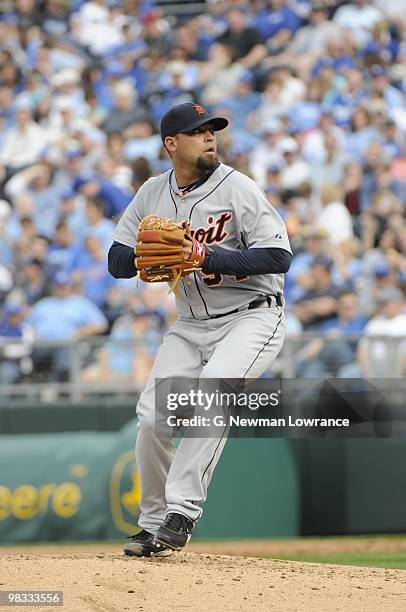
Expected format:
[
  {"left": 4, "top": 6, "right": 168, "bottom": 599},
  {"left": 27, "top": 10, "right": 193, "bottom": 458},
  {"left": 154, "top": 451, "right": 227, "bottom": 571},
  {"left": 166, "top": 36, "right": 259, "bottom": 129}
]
[{"left": 212, "top": 294, "right": 283, "bottom": 319}]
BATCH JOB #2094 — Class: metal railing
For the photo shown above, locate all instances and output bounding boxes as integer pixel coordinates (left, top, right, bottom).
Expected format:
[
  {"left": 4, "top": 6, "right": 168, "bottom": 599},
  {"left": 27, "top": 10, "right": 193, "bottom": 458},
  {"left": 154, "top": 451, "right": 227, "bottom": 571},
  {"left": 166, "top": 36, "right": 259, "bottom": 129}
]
[
  {"left": 156, "top": 0, "right": 208, "bottom": 16},
  {"left": 278, "top": 333, "right": 406, "bottom": 379},
  {"left": 0, "top": 333, "right": 404, "bottom": 405}
]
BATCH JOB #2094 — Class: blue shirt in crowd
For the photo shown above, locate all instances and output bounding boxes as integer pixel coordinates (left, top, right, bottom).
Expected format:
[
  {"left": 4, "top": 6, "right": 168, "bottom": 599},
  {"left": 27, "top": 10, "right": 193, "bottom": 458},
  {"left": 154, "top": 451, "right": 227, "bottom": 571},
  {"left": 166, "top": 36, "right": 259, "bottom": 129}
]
[
  {"left": 253, "top": 4, "right": 302, "bottom": 41},
  {"left": 28, "top": 295, "right": 107, "bottom": 341}
]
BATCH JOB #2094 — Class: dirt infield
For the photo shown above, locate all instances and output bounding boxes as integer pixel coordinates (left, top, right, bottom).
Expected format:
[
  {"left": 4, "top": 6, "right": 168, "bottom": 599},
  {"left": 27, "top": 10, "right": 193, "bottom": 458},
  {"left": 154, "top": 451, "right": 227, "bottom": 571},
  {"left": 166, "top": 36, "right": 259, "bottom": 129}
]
[{"left": 1, "top": 540, "right": 406, "bottom": 611}]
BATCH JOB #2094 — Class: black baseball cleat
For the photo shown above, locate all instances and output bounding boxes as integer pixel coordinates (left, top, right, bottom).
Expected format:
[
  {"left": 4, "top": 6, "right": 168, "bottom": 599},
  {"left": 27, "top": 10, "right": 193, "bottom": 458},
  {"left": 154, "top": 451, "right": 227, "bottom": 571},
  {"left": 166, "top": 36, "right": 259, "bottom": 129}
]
[
  {"left": 154, "top": 513, "right": 195, "bottom": 551},
  {"left": 123, "top": 529, "right": 173, "bottom": 557}
]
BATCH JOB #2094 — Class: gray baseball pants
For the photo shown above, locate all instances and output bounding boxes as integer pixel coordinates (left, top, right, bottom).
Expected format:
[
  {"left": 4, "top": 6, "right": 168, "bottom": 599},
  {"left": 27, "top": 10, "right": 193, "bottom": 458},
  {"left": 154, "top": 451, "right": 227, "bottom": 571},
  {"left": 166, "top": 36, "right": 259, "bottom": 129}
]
[{"left": 135, "top": 303, "right": 285, "bottom": 533}]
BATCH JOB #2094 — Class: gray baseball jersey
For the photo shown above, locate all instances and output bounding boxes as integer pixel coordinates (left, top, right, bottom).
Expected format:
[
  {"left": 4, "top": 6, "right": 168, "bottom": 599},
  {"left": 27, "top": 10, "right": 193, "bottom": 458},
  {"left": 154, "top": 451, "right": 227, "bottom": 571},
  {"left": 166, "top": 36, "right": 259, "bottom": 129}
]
[
  {"left": 115, "top": 162, "right": 291, "bottom": 540},
  {"left": 113, "top": 162, "right": 292, "bottom": 319}
]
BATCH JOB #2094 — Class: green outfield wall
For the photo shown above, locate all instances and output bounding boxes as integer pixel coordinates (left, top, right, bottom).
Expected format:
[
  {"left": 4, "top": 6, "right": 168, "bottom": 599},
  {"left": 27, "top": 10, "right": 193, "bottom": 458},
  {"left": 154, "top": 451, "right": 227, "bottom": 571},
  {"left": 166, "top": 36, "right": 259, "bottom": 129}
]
[
  {"left": 294, "top": 439, "right": 406, "bottom": 536},
  {"left": 0, "top": 420, "right": 299, "bottom": 543},
  {"left": 0, "top": 401, "right": 136, "bottom": 434},
  {"left": 1, "top": 401, "right": 405, "bottom": 542}
]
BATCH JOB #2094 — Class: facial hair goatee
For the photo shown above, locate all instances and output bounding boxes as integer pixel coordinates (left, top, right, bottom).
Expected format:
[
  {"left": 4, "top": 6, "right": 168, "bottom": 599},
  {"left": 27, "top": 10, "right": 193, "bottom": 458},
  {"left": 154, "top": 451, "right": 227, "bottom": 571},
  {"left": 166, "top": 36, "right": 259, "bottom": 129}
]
[{"left": 196, "top": 154, "right": 220, "bottom": 173}]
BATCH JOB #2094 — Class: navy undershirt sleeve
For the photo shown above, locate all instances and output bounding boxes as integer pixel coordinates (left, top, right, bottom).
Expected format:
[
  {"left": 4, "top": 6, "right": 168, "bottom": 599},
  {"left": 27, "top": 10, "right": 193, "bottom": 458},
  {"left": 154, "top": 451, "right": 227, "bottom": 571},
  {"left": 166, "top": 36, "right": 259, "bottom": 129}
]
[
  {"left": 108, "top": 241, "right": 292, "bottom": 279},
  {"left": 108, "top": 241, "right": 137, "bottom": 278},
  {"left": 202, "top": 247, "right": 292, "bottom": 276}
]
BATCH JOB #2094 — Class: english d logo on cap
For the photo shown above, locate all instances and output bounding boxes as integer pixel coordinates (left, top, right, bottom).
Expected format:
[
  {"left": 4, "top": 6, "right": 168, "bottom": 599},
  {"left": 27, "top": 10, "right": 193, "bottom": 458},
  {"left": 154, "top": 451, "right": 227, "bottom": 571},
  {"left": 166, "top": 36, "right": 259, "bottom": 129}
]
[
  {"left": 193, "top": 104, "right": 205, "bottom": 115},
  {"left": 160, "top": 103, "right": 228, "bottom": 141}
]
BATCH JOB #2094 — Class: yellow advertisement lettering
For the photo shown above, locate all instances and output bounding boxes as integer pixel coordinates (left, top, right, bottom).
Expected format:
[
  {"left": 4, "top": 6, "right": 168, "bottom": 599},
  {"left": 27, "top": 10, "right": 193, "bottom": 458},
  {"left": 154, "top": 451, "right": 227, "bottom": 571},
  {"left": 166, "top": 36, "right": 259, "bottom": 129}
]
[
  {"left": 0, "top": 482, "right": 82, "bottom": 521},
  {"left": 0, "top": 486, "right": 11, "bottom": 520},
  {"left": 11, "top": 485, "right": 38, "bottom": 520},
  {"left": 110, "top": 451, "right": 141, "bottom": 535},
  {"left": 51, "top": 483, "right": 81, "bottom": 518}
]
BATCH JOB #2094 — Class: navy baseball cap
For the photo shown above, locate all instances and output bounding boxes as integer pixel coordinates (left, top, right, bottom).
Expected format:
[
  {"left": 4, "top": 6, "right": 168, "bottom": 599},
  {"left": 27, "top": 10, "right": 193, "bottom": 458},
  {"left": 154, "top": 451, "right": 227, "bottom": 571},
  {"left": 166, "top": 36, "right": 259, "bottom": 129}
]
[{"left": 160, "top": 103, "right": 228, "bottom": 142}]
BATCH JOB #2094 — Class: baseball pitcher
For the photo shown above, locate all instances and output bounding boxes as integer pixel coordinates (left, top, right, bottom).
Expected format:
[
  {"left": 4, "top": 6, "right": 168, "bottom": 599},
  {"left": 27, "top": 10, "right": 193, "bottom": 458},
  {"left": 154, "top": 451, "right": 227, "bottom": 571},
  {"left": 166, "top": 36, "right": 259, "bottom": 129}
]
[{"left": 108, "top": 102, "right": 292, "bottom": 557}]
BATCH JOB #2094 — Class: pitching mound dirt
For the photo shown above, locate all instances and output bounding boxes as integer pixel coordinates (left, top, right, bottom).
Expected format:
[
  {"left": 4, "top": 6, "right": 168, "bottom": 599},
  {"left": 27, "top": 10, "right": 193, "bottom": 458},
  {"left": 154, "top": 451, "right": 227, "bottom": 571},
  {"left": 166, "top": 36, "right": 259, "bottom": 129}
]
[{"left": 1, "top": 549, "right": 406, "bottom": 611}]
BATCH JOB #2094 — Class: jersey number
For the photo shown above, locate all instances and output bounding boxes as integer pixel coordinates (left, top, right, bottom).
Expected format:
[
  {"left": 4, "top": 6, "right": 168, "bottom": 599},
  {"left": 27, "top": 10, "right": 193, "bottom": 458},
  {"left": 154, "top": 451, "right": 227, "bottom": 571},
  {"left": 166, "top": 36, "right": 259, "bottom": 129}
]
[{"left": 202, "top": 273, "right": 249, "bottom": 287}]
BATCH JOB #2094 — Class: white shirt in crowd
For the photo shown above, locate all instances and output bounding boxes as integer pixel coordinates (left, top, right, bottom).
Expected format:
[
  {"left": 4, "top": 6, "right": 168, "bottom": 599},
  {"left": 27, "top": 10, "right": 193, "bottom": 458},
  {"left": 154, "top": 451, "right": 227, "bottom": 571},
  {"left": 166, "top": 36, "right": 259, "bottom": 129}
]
[
  {"left": 364, "top": 314, "right": 406, "bottom": 338},
  {"left": 319, "top": 201, "right": 354, "bottom": 244},
  {"left": 0, "top": 122, "right": 46, "bottom": 169},
  {"left": 372, "top": 0, "right": 406, "bottom": 22},
  {"left": 362, "top": 313, "right": 406, "bottom": 375},
  {"left": 72, "top": 1, "right": 124, "bottom": 56},
  {"left": 289, "top": 20, "right": 343, "bottom": 55},
  {"left": 280, "top": 160, "right": 310, "bottom": 190},
  {"left": 333, "top": 2, "right": 383, "bottom": 45}
]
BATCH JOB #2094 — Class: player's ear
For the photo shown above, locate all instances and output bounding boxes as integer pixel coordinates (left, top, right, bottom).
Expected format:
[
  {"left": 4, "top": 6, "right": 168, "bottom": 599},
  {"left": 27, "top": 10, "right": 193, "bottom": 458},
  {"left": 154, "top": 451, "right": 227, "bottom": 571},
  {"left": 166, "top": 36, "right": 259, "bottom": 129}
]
[{"left": 164, "top": 136, "right": 177, "bottom": 155}]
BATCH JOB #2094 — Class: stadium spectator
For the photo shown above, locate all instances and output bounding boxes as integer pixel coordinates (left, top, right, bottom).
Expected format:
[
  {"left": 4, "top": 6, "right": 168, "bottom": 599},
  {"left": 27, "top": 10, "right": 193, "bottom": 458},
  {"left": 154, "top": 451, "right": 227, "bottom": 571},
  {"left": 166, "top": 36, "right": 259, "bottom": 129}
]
[
  {"left": 318, "top": 183, "right": 354, "bottom": 244},
  {"left": 247, "top": 73, "right": 288, "bottom": 133},
  {"left": 331, "top": 238, "right": 363, "bottom": 289},
  {"left": 380, "top": 118, "right": 403, "bottom": 160},
  {"left": 368, "top": 64, "right": 405, "bottom": 110},
  {"left": 279, "top": 137, "right": 310, "bottom": 191},
  {"left": 72, "top": 235, "right": 116, "bottom": 308},
  {"left": 140, "top": 9, "right": 174, "bottom": 57},
  {"left": 41, "top": 0, "right": 71, "bottom": 37},
  {"left": 72, "top": 173, "right": 132, "bottom": 219},
  {"left": 273, "top": 65, "right": 306, "bottom": 108},
  {"left": 310, "top": 131, "right": 349, "bottom": 189},
  {"left": 18, "top": 258, "right": 47, "bottom": 306},
  {"left": 253, "top": 0, "right": 302, "bottom": 54},
  {"left": 215, "top": 71, "right": 261, "bottom": 131},
  {"left": 199, "top": 42, "right": 246, "bottom": 106},
  {"left": 46, "top": 221, "right": 79, "bottom": 276},
  {"left": 83, "top": 197, "right": 116, "bottom": 251},
  {"left": 333, "top": 0, "right": 383, "bottom": 46},
  {"left": 373, "top": 0, "right": 406, "bottom": 30},
  {"left": 293, "top": 256, "right": 340, "bottom": 330},
  {"left": 287, "top": 78, "right": 322, "bottom": 132},
  {"left": 321, "top": 289, "right": 368, "bottom": 335},
  {"left": 345, "top": 286, "right": 406, "bottom": 377},
  {"left": 295, "top": 289, "right": 367, "bottom": 377},
  {"left": 5, "top": 163, "right": 61, "bottom": 238},
  {"left": 101, "top": 80, "right": 148, "bottom": 135},
  {"left": 216, "top": 8, "right": 266, "bottom": 67},
  {"left": 248, "top": 118, "right": 284, "bottom": 188},
  {"left": 326, "top": 66, "right": 368, "bottom": 128},
  {"left": 81, "top": 305, "right": 164, "bottom": 386},
  {"left": 0, "top": 304, "right": 34, "bottom": 384},
  {"left": 287, "top": 225, "right": 330, "bottom": 301},
  {"left": 28, "top": 271, "right": 108, "bottom": 381},
  {"left": 145, "top": 60, "right": 198, "bottom": 124},
  {"left": 302, "top": 109, "right": 345, "bottom": 164},
  {"left": 360, "top": 21, "right": 400, "bottom": 66},
  {"left": 0, "top": 102, "right": 46, "bottom": 183},
  {"left": 342, "top": 161, "right": 363, "bottom": 221},
  {"left": 345, "top": 106, "right": 379, "bottom": 159},
  {"left": 123, "top": 119, "right": 162, "bottom": 163},
  {"left": 274, "top": 4, "right": 342, "bottom": 77},
  {"left": 58, "top": 188, "right": 87, "bottom": 238},
  {"left": 0, "top": 199, "right": 15, "bottom": 267},
  {"left": 71, "top": 0, "right": 125, "bottom": 57}
]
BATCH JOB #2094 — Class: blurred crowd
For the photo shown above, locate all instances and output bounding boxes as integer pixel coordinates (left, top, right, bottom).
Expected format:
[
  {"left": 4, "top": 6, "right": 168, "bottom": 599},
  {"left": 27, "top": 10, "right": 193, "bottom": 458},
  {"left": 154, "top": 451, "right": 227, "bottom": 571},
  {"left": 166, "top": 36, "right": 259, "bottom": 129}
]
[{"left": 0, "top": 0, "right": 405, "bottom": 386}]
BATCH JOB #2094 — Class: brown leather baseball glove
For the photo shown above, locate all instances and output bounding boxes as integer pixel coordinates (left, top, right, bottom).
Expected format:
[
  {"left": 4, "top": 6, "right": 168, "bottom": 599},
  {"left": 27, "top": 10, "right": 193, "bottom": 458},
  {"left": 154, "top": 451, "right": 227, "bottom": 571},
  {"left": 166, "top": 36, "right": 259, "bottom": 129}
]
[{"left": 134, "top": 215, "right": 206, "bottom": 291}]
